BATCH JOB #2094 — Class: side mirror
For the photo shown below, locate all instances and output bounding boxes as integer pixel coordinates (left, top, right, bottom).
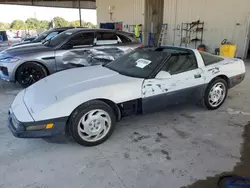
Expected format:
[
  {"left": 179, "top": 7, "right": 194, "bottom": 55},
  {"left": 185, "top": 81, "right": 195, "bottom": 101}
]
[{"left": 155, "top": 71, "right": 171, "bottom": 79}]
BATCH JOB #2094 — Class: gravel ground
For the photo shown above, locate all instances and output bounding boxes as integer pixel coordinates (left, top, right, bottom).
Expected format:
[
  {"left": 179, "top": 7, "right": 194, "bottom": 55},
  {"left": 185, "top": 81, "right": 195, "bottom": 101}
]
[{"left": 0, "top": 63, "right": 249, "bottom": 188}]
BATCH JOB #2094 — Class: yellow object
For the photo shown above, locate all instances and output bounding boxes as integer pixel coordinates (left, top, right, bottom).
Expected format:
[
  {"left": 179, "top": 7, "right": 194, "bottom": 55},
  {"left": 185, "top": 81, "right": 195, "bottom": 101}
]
[
  {"left": 134, "top": 25, "right": 140, "bottom": 38},
  {"left": 220, "top": 44, "right": 237, "bottom": 58},
  {"left": 45, "top": 123, "right": 54, "bottom": 129}
]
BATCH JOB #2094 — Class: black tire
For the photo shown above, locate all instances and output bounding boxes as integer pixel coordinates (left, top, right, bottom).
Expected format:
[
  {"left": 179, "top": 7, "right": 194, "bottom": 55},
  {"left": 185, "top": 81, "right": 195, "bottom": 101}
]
[
  {"left": 204, "top": 78, "right": 228, "bottom": 110},
  {"left": 16, "top": 62, "right": 48, "bottom": 88},
  {"left": 69, "top": 100, "right": 116, "bottom": 146}
]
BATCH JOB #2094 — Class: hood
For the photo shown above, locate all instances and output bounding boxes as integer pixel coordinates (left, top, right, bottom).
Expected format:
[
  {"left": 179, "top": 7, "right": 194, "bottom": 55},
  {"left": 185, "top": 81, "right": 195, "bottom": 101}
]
[
  {"left": 23, "top": 65, "right": 143, "bottom": 117},
  {"left": 4, "top": 43, "right": 52, "bottom": 56},
  {"left": 11, "top": 41, "right": 34, "bottom": 47},
  {"left": 0, "top": 50, "right": 10, "bottom": 59}
]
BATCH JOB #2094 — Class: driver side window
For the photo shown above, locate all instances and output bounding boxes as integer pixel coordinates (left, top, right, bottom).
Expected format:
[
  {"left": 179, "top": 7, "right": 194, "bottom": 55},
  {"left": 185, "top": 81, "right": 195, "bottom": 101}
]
[{"left": 161, "top": 53, "right": 198, "bottom": 75}]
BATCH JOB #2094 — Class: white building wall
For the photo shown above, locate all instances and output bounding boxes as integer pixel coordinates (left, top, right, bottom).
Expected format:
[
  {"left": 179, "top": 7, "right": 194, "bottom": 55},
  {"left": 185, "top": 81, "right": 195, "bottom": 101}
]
[
  {"left": 96, "top": 0, "right": 145, "bottom": 26},
  {"left": 163, "top": 0, "right": 250, "bottom": 58}
]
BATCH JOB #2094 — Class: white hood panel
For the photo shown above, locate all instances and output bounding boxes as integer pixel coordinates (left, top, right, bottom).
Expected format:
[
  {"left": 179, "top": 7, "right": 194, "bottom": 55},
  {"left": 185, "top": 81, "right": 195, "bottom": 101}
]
[{"left": 23, "top": 66, "right": 143, "bottom": 121}]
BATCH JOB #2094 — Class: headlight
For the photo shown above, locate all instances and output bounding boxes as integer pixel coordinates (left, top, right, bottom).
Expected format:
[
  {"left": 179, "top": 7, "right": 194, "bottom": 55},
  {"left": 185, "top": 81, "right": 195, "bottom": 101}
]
[{"left": 0, "top": 57, "right": 20, "bottom": 63}]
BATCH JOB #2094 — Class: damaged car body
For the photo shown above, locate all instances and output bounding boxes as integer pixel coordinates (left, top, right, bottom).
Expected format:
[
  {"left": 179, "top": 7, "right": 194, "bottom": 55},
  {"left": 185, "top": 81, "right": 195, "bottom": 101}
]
[
  {"left": 8, "top": 46, "right": 246, "bottom": 146},
  {"left": 0, "top": 28, "right": 141, "bottom": 87}
]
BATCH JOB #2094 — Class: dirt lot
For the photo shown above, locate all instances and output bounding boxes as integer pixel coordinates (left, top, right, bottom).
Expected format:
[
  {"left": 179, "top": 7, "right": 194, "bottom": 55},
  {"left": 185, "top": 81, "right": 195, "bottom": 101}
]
[{"left": 0, "top": 63, "right": 250, "bottom": 188}]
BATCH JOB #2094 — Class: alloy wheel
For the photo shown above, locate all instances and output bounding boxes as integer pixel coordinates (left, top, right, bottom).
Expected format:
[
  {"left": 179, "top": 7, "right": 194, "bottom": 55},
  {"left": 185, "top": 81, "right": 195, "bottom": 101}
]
[{"left": 77, "top": 109, "right": 112, "bottom": 142}]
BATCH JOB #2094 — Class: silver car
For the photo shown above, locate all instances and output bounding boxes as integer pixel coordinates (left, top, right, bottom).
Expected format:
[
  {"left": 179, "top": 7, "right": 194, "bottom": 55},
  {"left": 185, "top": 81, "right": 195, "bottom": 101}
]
[
  {"left": 12, "top": 27, "right": 81, "bottom": 47},
  {"left": 0, "top": 28, "right": 142, "bottom": 87}
]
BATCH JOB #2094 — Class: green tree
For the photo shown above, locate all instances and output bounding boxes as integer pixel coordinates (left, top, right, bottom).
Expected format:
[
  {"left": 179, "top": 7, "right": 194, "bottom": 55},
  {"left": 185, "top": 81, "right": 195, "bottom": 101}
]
[
  {"left": 10, "top": 20, "right": 26, "bottom": 30},
  {"left": 82, "top": 21, "right": 97, "bottom": 28},
  {"left": 40, "top": 20, "right": 50, "bottom": 29},
  {"left": 0, "top": 22, "right": 10, "bottom": 30},
  {"left": 53, "top": 17, "right": 69, "bottom": 27},
  {"left": 70, "top": 20, "right": 97, "bottom": 28},
  {"left": 70, "top": 20, "right": 80, "bottom": 27},
  {"left": 25, "top": 18, "right": 40, "bottom": 30}
]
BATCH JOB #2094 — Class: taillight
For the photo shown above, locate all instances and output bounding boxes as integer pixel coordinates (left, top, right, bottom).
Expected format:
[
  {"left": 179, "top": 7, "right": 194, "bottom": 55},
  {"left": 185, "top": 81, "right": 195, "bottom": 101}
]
[
  {"left": 137, "top": 44, "right": 144, "bottom": 49},
  {"left": 236, "top": 75, "right": 242, "bottom": 80}
]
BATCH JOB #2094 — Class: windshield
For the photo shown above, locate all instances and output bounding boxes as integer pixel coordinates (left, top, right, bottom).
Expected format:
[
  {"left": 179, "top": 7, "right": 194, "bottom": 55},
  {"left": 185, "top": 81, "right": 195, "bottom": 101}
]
[
  {"left": 44, "top": 31, "right": 59, "bottom": 41},
  {"left": 45, "top": 31, "right": 74, "bottom": 47},
  {"left": 105, "top": 49, "right": 169, "bottom": 78},
  {"left": 33, "top": 30, "right": 50, "bottom": 42}
]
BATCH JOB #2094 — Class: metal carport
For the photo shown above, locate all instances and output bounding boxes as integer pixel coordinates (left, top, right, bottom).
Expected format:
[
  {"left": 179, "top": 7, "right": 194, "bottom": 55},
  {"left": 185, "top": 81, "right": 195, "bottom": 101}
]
[{"left": 0, "top": 0, "right": 96, "bottom": 26}]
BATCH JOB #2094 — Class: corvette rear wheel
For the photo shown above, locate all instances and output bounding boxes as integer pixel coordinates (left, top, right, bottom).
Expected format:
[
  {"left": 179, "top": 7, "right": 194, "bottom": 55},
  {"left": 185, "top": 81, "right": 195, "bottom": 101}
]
[
  {"left": 69, "top": 100, "right": 116, "bottom": 146},
  {"left": 16, "top": 62, "right": 47, "bottom": 88},
  {"left": 204, "top": 78, "right": 228, "bottom": 110}
]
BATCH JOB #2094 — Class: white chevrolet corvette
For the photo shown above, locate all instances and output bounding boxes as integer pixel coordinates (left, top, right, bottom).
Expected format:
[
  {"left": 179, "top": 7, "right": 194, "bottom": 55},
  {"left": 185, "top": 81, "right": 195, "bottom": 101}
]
[{"left": 8, "top": 46, "right": 246, "bottom": 146}]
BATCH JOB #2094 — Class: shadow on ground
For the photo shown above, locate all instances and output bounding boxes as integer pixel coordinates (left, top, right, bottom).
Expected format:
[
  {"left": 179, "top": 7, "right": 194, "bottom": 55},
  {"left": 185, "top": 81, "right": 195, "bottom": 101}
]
[{"left": 184, "top": 122, "right": 250, "bottom": 188}]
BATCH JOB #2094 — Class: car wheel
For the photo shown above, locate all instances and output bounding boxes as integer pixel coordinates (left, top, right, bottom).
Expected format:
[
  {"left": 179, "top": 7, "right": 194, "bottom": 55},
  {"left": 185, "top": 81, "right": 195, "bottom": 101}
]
[
  {"left": 16, "top": 62, "right": 48, "bottom": 88},
  {"left": 69, "top": 100, "right": 116, "bottom": 146},
  {"left": 204, "top": 78, "right": 228, "bottom": 110}
]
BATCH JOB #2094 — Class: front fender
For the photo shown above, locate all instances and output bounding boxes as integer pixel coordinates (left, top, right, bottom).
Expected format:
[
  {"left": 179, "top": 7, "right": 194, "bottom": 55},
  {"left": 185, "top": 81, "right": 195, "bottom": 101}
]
[{"left": 31, "top": 80, "right": 143, "bottom": 121}]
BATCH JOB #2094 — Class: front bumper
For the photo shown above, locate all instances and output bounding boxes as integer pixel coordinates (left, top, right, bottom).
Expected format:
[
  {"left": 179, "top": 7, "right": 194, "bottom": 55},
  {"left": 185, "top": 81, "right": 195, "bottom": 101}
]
[
  {"left": 8, "top": 111, "right": 68, "bottom": 138},
  {"left": 0, "top": 62, "right": 17, "bottom": 81},
  {"left": 0, "top": 67, "right": 10, "bottom": 81}
]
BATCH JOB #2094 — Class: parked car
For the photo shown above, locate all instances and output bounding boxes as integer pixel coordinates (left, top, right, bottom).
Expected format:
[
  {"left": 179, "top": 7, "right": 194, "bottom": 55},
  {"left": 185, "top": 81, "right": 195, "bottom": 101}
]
[
  {"left": 0, "top": 30, "right": 21, "bottom": 51},
  {"left": 0, "top": 28, "right": 142, "bottom": 87},
  {"left": 11, "top": 27, "right": 78, "bottom": 47},
  {"left": 8, "top": 46, "right": 246, "bottom": 146},
  {"left": 20, "top": 36, "right": 37, "bottom": 43}
]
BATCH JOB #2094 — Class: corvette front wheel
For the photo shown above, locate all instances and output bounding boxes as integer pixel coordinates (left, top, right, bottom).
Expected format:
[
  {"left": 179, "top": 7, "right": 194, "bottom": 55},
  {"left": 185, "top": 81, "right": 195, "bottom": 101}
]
[{"left": 69, "top": 100, "right": 116, "bottom": 146}]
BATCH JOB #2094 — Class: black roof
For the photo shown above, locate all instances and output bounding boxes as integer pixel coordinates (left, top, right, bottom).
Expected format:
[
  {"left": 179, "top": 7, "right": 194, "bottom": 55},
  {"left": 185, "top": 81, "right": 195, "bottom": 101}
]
[
  {"left": 49, "top": 27, "right": 87, "bottom": 31},
  {"left": 63, "top": 28, "right": 135, "bottom": 36}
]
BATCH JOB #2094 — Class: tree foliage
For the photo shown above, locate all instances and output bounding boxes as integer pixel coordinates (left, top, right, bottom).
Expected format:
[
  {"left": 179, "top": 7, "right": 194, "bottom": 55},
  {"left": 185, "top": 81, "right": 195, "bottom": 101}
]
[
  {"left": 82, "top": 21, "right": 96, "bottom": 28},
  {"left": 25, "top": 18, "right": 40, "bottom": 30},
  {"left": 10, "top": 20, "right": 26, "bottom": 30},
  {"left": 53, "top": 17, "right": 69, "bottom": 27},
  {"left": 0, "top": 22, "right": 10, "bottom": 30},
  {"left": 70, "top": 20, "right": 96, "bottom": 28},
  {"left": 39, "top": 20, "right": 50, "bottom": 29},
  {"left": 70, "top": 20, "right": 80, "bottom": 27},
  {"left": 4, "top": 17, "right": 96, "bottom": 30}
]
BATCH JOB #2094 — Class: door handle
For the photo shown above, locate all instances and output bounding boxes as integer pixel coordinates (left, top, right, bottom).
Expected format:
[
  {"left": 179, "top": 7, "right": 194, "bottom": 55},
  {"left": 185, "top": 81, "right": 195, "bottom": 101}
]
[{"left": 194, "top": 73, "right": 201, "bottom": 78}]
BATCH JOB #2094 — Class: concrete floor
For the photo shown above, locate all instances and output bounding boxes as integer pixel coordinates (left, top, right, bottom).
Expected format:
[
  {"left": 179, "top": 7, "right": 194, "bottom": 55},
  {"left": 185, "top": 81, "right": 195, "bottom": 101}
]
[{"left": 0, "top": 63, "right": 250, "bottom": 188}]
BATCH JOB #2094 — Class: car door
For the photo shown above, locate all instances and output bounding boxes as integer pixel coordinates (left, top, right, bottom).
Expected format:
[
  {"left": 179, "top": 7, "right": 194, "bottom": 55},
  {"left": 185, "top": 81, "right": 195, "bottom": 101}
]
[
  {"left": 142, "top": 52, "right": 206, "bottom": 113},
  {"left": 55, "top": 31, "right": 95, "bottom": 71}
]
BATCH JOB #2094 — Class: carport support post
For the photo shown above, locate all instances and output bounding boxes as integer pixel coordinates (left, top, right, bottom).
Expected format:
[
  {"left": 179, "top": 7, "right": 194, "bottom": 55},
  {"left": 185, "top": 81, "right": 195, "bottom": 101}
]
[{"left": 78, "top": 0, "right": 82, "bottom": 26}]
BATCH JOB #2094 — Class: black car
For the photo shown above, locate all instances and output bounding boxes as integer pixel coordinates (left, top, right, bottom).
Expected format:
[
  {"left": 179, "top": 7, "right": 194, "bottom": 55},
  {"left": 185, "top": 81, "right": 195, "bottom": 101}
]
[{"left": 20, "top": 36, "right": 37, "bottom": 43}]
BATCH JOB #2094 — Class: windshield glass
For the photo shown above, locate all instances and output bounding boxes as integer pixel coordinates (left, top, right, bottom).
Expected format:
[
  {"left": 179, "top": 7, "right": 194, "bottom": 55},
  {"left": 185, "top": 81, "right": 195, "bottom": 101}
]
[
  {"left": 105, "top": 49, "right": 169, "bottom": 78},
  {"left": 44, "top": 31, "right": 59, "bottom": 41},
  {"left": 33, "top": 30, "right": 50, "bottom": 42},
  {"left": 45, "top": 31, "right": 74, "bottom": 47}
]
